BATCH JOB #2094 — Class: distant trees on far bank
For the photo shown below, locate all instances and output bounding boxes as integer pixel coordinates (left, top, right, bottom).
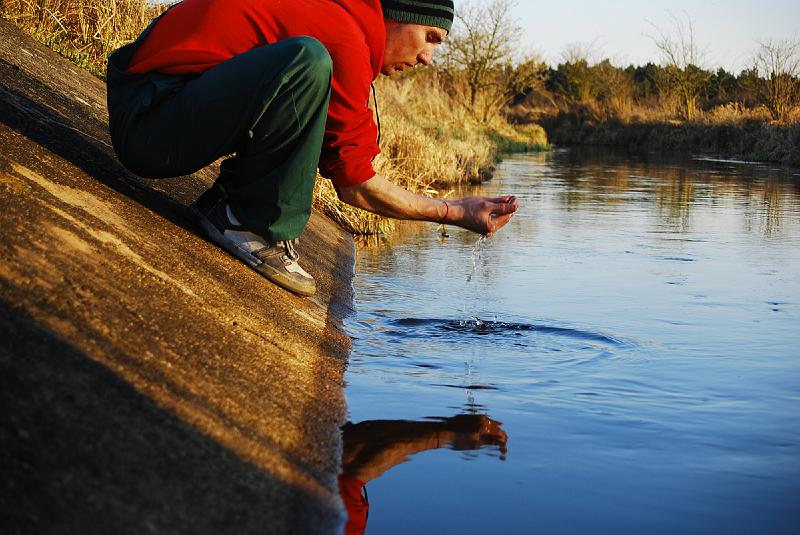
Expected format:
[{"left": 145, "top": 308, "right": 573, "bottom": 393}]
[
  {"left": 752, "top": 39, "right": 800, "bottom": 122},
  {"left": 645, "top": 12, "right": 709, "bottom": 120},
  {"left": 533, "top": 58, "right": 798, "bottom": 121},
  {"left": 435, "top": 3, "right": 800, "bottom": 125},
  {"left": 527, "top": 39, "right": 800, "bottom": 124},
  {"left": 438, "top": 0, "right": 547, "bottom": 124}
]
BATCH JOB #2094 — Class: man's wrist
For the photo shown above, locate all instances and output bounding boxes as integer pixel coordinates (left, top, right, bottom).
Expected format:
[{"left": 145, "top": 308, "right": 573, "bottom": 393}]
[{"left": 439, "top": 200, "right": 449, "bottom": 224}]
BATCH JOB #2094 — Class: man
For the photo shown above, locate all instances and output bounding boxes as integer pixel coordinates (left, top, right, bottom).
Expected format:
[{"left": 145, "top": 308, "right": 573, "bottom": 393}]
[{"left": 107, "top": 0, "right": 518, "bottom": 297}]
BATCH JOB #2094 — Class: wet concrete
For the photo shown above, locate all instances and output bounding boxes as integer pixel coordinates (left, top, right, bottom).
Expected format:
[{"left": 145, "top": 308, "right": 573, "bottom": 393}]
[{"left": 0, "top": 19, "right": 354, "bottom": 534}]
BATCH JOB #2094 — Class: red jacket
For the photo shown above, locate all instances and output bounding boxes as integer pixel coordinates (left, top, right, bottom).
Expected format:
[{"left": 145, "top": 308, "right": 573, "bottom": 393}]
[
  {"left": 127, "top": 0, "right": 385, "bottom": 188},
  {"left": 338, "top": 475, "right": 369, "bottom": 535}
]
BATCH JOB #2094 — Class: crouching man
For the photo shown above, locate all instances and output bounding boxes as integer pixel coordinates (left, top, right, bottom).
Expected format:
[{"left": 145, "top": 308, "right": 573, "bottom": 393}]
[{"left": 107, "top": 0, "right": 518, "bottom": 297}]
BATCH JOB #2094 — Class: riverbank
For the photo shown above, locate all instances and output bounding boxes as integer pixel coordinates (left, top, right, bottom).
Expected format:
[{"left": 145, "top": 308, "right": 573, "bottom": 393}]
[
  {"left": 1, "top": 19, "right": 354, "bottom": 533},
  {"left": 539, "top": 108, "right": 800, "bottom": 167}
]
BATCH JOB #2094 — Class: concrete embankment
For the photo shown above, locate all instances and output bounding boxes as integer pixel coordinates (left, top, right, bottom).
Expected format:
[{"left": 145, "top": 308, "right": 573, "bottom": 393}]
[{"left": 0, "top": 19, "right": 354, "bottom": 534}]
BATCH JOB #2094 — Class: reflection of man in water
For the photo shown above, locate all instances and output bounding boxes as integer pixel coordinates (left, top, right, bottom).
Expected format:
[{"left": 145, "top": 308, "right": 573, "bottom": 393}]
[{"left": 339, "top": 414, "right": 508, "bottom": 535}]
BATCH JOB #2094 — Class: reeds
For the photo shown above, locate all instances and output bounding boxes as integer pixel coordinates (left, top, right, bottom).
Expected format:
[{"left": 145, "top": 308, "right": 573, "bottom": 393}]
[
  {"left": 540, "top": 105, "right": 800, "bottom": 167},
  {"left": 1, "top": 0, "right": 167, "bottom": 77}
]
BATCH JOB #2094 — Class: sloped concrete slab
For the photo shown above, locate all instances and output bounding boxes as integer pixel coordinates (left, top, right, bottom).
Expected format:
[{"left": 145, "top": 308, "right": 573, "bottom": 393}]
[{"left": 1, "top": 18, "right": 354, "bottom": 535}]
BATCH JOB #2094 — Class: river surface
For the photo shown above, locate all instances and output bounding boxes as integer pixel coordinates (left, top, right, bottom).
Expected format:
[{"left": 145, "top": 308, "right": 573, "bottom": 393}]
[{"left": 340, "top": 148, "right": 800, "bottom": 535}]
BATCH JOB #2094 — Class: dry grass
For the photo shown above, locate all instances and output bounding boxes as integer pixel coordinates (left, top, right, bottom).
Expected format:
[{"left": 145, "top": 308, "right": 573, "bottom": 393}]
[
  {"left": 540, "top": 102, "right": 800, "bottom": 167},
  {"left": 1, "top": 0, "right": 168, "bottom": 77},
  {"left": 530, "top": 94, "right": 799, "bottom": 128},
  {"left": 2, "top": 0, "right": 550, "bottom": 235},
  {"left": 703, "top": 103, "right": 774, "bottom": 124},
  {"left": 374, "top": 71, "right": 494, "bottom": 188}
]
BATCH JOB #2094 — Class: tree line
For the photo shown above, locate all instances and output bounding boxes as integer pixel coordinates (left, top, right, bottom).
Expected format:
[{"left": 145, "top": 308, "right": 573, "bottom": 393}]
[
  {"left": 538, "top": 53, "right": 799, "bottom": 122},
  {"left": 435, "top": 1, "right": 800, "bottom": 124}
]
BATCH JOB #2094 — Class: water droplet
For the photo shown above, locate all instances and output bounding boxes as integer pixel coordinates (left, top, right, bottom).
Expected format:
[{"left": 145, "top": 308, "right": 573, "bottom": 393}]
[{"left": 466, "top": 235, "right": 487, "bottom": 283}]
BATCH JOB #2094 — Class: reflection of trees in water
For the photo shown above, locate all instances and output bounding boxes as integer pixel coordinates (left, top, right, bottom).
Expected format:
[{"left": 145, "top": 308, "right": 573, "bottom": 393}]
[
  {"left": 655, "top": 170, "right": 695, "bottom": 233},
  {"left": 763, "top": 184, "right": 787, "bottom": 236},
  {"left": 548, "top": 149, "right": 799, "bottom": 237},
  {"left": 742, "top": 181, "right": 792, "bottom": 237}
]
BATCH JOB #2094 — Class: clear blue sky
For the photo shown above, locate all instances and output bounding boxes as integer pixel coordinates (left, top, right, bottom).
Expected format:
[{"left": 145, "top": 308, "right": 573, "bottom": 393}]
[{"left": 511, "top": 0, "right": 800, "bottom": 72}]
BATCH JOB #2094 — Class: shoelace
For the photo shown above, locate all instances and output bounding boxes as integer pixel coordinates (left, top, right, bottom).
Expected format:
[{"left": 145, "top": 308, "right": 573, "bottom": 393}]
[
  {"left": 281, "top": 239, "right": 300, "bottom": 261},
  {"left": 254, "top": 239, "right": 299, "bottom": 262}
]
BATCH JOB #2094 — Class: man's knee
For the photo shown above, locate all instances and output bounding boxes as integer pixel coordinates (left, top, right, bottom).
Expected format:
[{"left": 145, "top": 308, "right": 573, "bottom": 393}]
[{"left": 286, "top": 36, "right": 332, "bottom": 82}]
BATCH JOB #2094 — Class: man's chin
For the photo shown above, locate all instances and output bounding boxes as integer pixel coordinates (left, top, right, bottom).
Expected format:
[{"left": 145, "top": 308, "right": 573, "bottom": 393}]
[{"left": 380, "top": 66, "right": 401, "bottom": 76}]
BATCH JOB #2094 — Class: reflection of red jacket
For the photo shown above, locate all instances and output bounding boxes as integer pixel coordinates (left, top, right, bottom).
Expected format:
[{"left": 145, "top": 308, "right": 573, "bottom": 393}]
[
  {"left": 127, "top": 0, "right": 385, "bottom": 188},
  {"left": 339, "top": 475, "right": 369, "bottom": 535}
]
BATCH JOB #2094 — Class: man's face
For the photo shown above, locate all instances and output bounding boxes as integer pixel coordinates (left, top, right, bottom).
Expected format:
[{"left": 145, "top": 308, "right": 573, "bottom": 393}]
[{"left": 381, "top": 19, "right": 447, "bottom": 76}]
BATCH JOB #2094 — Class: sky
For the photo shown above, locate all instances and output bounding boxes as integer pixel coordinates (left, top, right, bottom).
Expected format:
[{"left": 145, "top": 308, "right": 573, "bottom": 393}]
[{"left": 510, "top": 0, "right": 800, "bottom": 73}]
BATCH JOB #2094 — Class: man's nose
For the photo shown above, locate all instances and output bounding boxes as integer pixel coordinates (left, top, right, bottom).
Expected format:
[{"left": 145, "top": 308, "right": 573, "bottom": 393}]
[{"left": 417, "top": 50, "right": 432, "bottom": 66}]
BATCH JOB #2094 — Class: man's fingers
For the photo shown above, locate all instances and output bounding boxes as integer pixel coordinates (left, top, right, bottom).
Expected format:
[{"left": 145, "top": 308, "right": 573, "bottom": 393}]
[
  {"left": 493, "top": 213, "right": 514, "bottom": 228},
  {"left": 492, "top": 200, "right": 517, "bottom": 215},
  {"left": 468, "top": 195, "right": 518, "bottom": 236},
  {"left": 494, "top": 214, "right": 511, "bottom": 230},
  {"left": 487, "top": 211, "right": 514, "bottom": 235}
]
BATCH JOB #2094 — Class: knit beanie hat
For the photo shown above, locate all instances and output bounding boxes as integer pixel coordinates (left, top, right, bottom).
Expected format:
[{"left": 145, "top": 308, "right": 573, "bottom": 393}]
[{"left": 380, "top": 0, "right": 455, "bottom": 33}]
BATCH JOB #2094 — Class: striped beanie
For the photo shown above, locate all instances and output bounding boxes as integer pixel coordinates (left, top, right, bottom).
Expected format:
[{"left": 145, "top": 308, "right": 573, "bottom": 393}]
[{"left": 380, "top": 0, "right": 455, "bottom": 33}]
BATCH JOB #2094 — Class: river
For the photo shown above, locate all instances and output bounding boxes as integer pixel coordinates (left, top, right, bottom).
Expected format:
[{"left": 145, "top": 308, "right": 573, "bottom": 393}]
[{"left": 340, "top": 148, "right": 800, "bottom": 534}]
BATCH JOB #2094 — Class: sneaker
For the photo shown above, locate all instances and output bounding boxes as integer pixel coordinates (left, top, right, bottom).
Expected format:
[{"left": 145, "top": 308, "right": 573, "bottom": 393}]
[{"left": 189, "top": 195, "right": 316, "bottom": 297}]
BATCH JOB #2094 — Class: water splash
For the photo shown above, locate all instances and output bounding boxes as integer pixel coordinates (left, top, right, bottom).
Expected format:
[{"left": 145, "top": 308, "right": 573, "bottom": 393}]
[
  {"left": 457, "top": 315, "right": 498, "bottom": 331},
  {"left": 389, "top": 317, "right": 628, "bottom": 347},
  {"left": 466, "top": 235, "right": 487, "bottom": 283}
]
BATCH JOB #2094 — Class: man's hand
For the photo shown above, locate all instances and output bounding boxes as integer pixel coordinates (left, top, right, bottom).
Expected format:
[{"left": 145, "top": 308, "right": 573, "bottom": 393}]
[
  {"left": 337, "top": 174, "right": 518, "bottom": 237},
  {"left": 448, "top": 195, "right": 518, "bottom": 237},
  {"left": 440, "top": 414, "right": 509, "bottom": 452}
]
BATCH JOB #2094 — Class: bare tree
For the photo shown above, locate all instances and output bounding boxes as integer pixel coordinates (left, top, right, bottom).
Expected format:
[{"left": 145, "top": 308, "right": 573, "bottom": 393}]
[
  {"left": 592, "top": 60, "right": 634, "bottom": 117},
  {"left": 751, "top": 38, "right": 800, "bottom": 121},
  {"left": 560, "top": 39, "right": 602, "bottom": 66},
  {"left": 646, "top": 12, "right": 710, "bottom": 120},
  {"left": 551, "top": 41, "right": 603, "bottom": 105},
  {"left": 439, "top": 0, "right": 536, "bottom": 121}
]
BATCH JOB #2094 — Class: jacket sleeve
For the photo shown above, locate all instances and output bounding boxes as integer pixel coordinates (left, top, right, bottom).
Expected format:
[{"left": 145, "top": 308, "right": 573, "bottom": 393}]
[{"left": 318, "top": 41, "right": 380, "bottom": 188}]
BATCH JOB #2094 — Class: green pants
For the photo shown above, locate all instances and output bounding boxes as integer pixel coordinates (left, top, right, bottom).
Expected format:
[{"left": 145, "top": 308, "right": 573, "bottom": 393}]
[{"left": 107, "top": 27, "right": 332, "bottom": 241}]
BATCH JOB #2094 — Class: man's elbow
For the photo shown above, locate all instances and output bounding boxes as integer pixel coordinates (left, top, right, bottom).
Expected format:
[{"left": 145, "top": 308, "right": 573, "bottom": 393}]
[
  {"left": 337, "top": 176, "right": 377, "bottom": 209},
  {"left": 336, "top": 183, "right": 359, "bottom": 206}
]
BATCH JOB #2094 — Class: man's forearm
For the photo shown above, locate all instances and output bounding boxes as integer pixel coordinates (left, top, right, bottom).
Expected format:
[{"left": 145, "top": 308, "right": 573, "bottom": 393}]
[
  {"left": 338, "top": 174, "right": 518, "bottom": 236},
  {"left": 337, "top": 173, "right": 450, "bottom": 223}
]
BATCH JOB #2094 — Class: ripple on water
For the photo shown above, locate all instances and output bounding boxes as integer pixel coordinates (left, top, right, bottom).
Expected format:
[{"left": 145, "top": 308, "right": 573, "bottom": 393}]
[
  {"left": 347, "top": 316, "right": 638, "bottom": 403},
  {"left": 355, "top": 317, "right": 636, "bottom": 381},
  {"left": 389, "top": 317, "right": 628, "bottom": 348}
]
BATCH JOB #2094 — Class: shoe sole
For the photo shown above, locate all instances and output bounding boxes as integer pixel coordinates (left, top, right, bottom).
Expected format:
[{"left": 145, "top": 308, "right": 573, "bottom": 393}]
[
  {"left": 190, "top": 204, "right": 316, "bottom": 297},
  {"left": 254, "top": 262, "right": 316, "bottom": 297}
]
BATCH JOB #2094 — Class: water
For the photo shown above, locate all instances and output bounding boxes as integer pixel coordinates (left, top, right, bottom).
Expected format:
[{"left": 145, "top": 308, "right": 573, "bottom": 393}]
[{"left": 341, "top": 148, "right": 800, "bottom": 534}]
